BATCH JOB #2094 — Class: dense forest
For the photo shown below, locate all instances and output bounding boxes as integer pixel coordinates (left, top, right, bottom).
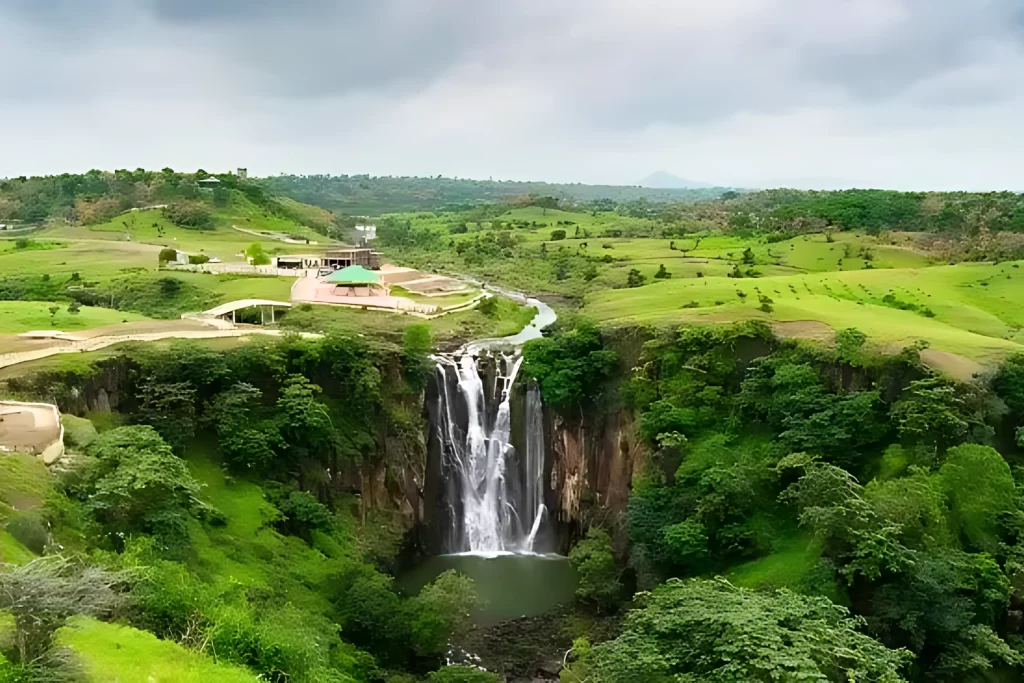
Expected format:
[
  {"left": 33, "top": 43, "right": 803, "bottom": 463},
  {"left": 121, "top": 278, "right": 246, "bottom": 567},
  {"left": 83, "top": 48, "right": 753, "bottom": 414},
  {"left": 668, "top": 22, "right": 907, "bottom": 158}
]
[{"left": 524, "top": 320, "right": 1024, "bottom": 681}]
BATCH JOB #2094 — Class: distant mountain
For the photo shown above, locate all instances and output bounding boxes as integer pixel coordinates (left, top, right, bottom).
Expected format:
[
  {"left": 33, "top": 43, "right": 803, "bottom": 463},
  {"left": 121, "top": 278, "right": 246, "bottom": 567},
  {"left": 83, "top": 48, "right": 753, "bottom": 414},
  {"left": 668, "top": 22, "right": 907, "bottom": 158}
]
[{"left": 639, "top": 171, "right": 713, "bottom": 189}]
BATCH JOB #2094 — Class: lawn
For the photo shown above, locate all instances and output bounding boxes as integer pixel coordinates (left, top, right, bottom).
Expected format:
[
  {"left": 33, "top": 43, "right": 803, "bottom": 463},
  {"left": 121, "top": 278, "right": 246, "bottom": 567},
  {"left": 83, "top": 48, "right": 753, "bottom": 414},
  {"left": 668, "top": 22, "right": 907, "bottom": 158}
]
[
  {"left": 0, "top": 301, "right": 150, "bottom": 334},
  {"left": 165, "top": 272, "right": 296, "bottom": 302},
  {"left": 586, "top": 260, "right": 1024, "bottom": 361},
  {"left": 58, "top": 616, "right": 260, "bottom": 683},
  {"left": 391, "top": 285, "right": 481, "bottom": 307}
]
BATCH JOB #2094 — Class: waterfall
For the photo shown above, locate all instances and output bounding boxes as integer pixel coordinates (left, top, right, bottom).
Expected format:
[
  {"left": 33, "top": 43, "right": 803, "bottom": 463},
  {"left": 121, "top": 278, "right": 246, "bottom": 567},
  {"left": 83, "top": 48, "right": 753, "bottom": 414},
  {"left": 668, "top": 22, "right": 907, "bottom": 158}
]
[
  {"left": 522, "top": 383, "right": 547, "bottom": 549},
  {"left": 433, "top": 350, "right": 548, "bottom": 555}
]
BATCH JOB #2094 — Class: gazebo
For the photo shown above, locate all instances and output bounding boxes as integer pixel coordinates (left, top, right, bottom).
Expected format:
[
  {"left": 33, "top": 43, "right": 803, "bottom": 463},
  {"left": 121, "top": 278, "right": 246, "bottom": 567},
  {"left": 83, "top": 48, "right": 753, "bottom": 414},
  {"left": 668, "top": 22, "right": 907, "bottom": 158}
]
[{"left": 324, "top": 265, "right": 389, "bottom": 297}]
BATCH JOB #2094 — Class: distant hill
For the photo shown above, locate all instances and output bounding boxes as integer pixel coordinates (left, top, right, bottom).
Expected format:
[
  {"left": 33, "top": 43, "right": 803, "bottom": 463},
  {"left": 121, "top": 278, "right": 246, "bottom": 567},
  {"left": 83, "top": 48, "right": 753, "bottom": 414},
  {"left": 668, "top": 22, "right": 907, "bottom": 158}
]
[
  {"left": 259, "top": 175, "right": 735, "bottom": 215},
  {"left": 639, "top": 171, "right": 714, "bottom": 189}
]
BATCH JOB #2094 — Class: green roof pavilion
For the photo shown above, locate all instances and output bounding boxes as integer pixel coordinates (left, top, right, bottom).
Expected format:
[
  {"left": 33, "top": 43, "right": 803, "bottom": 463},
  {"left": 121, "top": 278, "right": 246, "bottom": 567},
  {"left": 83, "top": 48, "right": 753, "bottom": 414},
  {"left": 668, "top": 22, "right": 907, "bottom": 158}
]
[{"left": 325, "top": 265, "right": 381, "bottom": 285}]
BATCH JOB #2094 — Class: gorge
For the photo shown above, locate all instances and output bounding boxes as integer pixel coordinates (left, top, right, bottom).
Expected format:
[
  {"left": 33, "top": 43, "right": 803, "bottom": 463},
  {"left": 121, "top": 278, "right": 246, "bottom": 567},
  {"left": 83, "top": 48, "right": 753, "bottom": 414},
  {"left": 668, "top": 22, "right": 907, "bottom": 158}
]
[{"left": 409, "top": 296, "right": 582, "bottom": 622}]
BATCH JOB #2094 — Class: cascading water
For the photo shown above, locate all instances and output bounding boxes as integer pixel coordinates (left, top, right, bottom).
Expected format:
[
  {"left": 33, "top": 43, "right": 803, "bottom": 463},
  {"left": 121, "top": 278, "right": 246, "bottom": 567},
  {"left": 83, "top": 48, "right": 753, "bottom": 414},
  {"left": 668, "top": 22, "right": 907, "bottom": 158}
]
[
  {"left": 433, "top": 351, "right": 547, "bottom": 554},
  {"left": 431, "top": 293, "right": 556, "bottom": 555},
  {"left": 405, "top": 294, "right": 577, "bottom": 627}
]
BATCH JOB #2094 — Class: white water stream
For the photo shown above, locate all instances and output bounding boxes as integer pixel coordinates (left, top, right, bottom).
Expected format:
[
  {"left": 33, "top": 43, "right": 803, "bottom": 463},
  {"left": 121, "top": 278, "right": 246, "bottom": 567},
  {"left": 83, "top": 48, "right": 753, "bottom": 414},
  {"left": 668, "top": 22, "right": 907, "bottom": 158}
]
[{"left": 432, "top": 295, "right": 555, "bottom": 555}]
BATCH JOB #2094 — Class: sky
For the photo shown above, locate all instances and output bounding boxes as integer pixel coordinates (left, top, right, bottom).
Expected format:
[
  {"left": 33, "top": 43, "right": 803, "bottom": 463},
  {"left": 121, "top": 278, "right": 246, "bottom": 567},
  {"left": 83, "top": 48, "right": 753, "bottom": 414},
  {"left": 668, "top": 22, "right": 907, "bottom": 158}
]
[{"left": 2, "top": 0, "right": 1023, "bottom": 190}]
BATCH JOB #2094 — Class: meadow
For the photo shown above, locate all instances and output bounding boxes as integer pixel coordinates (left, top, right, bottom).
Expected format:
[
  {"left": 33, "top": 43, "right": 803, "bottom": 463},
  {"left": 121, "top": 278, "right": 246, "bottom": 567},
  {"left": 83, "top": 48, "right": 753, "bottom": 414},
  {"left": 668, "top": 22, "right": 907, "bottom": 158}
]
[
  {"left": 0, "top": 301, "right": 149, "bottom": 334},
  {"left": 586, "top": 260, "right": 1024, "bottom": 360}
]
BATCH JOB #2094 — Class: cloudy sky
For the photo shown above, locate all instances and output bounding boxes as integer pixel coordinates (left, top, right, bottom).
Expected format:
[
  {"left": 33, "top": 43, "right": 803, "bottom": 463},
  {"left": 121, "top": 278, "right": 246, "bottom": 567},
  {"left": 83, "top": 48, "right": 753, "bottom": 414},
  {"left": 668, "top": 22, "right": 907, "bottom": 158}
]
[{"left": 2, "top": 0, "right": 1023, "bottom": 190}]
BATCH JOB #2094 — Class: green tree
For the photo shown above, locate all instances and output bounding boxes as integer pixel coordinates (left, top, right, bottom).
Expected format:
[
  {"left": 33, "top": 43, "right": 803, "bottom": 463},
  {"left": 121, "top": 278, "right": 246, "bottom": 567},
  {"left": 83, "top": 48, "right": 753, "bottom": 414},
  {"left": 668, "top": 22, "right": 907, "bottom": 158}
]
[
  {"left": 246, "top": 242, "right": 271, "bottom": 265},
  {"left": 161, "top": 201, "right": 213, "bottom": 230},
  {"left": 408, "top": 570, "right": 479, "bottom": 657},
  {"left": 626, "top": 268, "right": 646, "bottom": 288},
  {"left": 568, "top": 529, "right": 622, "bottom": 611},
  {"left": 522, "top": 322, "right": 618, "bottom": 409},
  {"left": 135, "top": 379, "right": 196, "bottom": 452},
  {"left": 158, "top": 247, "right": 178, "bottom": 264},
  {"left": 891, "top": 377, "right": 976, "bottom": 451},
  {"left": 653, "top": 263, "right": 671, "bottom": 279},
  {"left": 575, "top": 578, "right": 910, "bottom": 682},
  {"left": 937, "top": 444, "right": 1016, "bottom": 553},
  {"left": 402, "top": 324, "right": 433, "bottom": 389},
  {"left": 81, "top": 426, "right": 209, "bottom": 551}
]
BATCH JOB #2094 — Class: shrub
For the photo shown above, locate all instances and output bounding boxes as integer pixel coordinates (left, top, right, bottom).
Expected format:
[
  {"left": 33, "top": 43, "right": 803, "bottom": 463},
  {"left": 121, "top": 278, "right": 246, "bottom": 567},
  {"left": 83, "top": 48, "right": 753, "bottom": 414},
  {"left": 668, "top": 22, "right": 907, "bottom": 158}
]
[
  {"left": 162, "top": 201, "right": 213, "bottom": 230},
  {"left": 5, "top": 515, "right": 48, "bottom": 555},
  {"left": 158, "top": 247, "right": 178, "bottom": 263},
  {"left": 188, "top": 253, "right": 210, "bottom": 265},
  {"left": 569, "top": 529, "right": 621, "bottom": 611},
  {"left": 626, "top": 269, "right": 646, "bottom": 288},
  {"left": 550, "top": 229, "right": 566, "bottom": 241}
]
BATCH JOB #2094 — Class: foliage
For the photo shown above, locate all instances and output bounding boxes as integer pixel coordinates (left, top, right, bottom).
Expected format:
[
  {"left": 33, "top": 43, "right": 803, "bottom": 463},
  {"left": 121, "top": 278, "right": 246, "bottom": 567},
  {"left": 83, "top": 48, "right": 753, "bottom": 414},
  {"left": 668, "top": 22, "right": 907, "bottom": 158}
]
[
  {"left": 568, "top": 529, "right": 622, "bottom": 610},
  {"left": 522, "top": 321, "right": 618, "bottom": 410},
  {"left": 76, "top": 426, "right": 209, "bottom": 552},
  {"left": 407, "top": 570, "right": 479, "bottom": 657},
  {"left": 573, "top": 577, "right": 910, "bottom": 682},
  {"left": 245, "top": 242, "right": 270, "bottom": 265},
  {"left": 937, "top": 444, "right": 1016, "bottom": 554},
  {"left": 135, "top": 379, "right": 196, "bottom": 452},
  {"left": 162, "top": 201, "right": 213, "bottom": 230},
  {"left": 158, "top": 247, "right": 178, "bottom": 263},
  {"left": 0, "top": 556, "right": 129, "bottom": 670}
]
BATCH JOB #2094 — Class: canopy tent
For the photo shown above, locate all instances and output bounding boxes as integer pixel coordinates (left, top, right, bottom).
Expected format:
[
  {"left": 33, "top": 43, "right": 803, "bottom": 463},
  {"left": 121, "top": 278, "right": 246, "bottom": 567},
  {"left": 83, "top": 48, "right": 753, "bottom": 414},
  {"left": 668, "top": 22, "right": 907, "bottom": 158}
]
[{"left": 324, "top": 265, "right": 389, "bottom": 296}]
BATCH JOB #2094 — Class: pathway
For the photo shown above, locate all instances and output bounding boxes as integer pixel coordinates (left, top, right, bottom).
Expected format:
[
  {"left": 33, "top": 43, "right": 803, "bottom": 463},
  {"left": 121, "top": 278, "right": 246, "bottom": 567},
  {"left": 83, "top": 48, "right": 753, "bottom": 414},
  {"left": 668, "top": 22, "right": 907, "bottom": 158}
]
[{"left": 0, "top": 327, "right": 317, "bottom": 372}]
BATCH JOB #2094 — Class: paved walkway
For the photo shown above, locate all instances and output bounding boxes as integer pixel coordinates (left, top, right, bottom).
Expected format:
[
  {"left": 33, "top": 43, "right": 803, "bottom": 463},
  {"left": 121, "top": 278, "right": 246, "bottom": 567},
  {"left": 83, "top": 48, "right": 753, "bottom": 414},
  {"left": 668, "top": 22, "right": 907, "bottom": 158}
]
[{"left": 291, "top": 275, "right": 439, "bottom": 314}]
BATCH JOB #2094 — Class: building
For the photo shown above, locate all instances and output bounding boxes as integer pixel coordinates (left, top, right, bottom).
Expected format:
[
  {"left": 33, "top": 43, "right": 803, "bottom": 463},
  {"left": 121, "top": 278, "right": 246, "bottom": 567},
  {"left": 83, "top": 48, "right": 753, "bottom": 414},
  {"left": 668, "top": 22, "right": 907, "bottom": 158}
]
[
  {"left": 237, "top": 168, "right": 248, "bottom": 180},
  {"left": 273, "top": 254, "right": 325, "bottom": 270},
  {"left": 270, "top": 247, "right": 383, "bottom": 272},
  {"left": 323, "top": 248, "right": 382, "bottom": 270},
  {"left": 197, "top": 177, "right": 221, "bottom": 188}
]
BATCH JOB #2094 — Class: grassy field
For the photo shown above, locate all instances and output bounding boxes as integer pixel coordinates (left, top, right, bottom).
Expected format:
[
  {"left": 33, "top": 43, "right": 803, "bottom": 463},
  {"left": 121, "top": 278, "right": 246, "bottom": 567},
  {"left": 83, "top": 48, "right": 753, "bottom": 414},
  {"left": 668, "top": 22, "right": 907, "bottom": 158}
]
[
  {"left": 0, "top": 301, "right": 150, "bottom": 334},
  {"left": 34, "top": 193, "right": 329, "bottom": 262},
  {"left": 383, "top": 208, "right": 942, "bottom": 294},
  {"left": 0, "top": 239, "right": 159, "bottom": 279},
  {"left": 587, "top": 260, "right": 1024, "bottom": 360},
  {"left": 58, "top": 616, "right": 260, "bottom": 683},
  {"left": 165, "top": 272, "right": 296, "bottom": 302}
]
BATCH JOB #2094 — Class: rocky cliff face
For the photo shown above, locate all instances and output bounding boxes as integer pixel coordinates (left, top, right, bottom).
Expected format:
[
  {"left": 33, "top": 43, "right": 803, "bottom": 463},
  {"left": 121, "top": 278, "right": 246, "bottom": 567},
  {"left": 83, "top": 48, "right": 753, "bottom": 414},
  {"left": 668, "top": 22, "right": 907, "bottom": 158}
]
[{"left": 546, "top": 407, "right": 646, "bottom": 552}]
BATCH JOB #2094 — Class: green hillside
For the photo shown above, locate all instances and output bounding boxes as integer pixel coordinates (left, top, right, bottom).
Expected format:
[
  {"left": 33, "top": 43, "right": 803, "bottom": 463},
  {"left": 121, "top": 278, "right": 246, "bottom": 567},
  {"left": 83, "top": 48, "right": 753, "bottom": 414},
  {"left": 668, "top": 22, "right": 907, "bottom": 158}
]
[{"left": 587, "top": 261, "right": 1024, "bottom": 360}]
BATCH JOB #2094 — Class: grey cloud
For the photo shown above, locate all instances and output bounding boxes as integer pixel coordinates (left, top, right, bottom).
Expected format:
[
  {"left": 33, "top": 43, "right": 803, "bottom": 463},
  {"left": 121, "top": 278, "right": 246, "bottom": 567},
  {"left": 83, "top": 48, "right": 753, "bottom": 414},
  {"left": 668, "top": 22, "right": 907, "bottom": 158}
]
[{"left": 1, "top": 0, "right": 1022, "bottom": 188}]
